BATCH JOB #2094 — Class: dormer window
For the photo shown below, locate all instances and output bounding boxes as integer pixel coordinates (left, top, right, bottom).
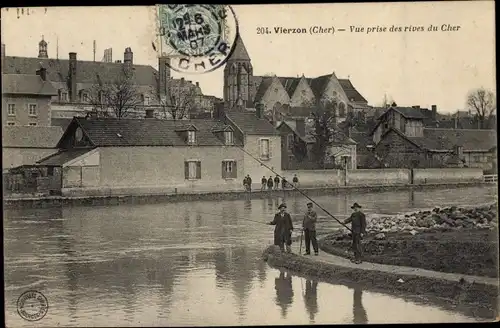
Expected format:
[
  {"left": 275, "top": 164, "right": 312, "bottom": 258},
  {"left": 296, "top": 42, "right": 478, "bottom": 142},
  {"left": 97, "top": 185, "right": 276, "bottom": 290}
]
[
  {"left": 83, "top": 93, "right": 89, "bottom": 102},
  {"left": 187, "top": 130, "right": 196, "bottom": 144},
  {"left": 224, "top": 131, "right": 234, "bottom": 145}
]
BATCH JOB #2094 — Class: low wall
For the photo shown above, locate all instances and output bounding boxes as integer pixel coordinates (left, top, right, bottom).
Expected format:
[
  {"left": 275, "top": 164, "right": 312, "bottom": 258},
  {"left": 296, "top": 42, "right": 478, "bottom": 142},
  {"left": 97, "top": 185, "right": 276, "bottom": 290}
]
[
  {"left": 280, "top": 170, "right": 344, "bottom": 188},
  {"left": 413, "top": 168, "right": 484, "bottom": 184},
  {"left": 347, "top": 168, "right": 410, "bottom": 186}
]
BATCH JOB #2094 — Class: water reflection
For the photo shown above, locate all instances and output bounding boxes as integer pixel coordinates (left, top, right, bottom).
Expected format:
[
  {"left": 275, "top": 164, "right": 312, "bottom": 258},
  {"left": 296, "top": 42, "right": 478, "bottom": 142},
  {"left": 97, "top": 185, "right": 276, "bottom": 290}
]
[
  {"left": 352, "top": 286, "right": 368, "bottom": 324},
  {"left": 275, "top": 269, "right": 294, "bottom": 319},
  {"left": 304, "top": 279, "right": 319, "bottom": 323}
]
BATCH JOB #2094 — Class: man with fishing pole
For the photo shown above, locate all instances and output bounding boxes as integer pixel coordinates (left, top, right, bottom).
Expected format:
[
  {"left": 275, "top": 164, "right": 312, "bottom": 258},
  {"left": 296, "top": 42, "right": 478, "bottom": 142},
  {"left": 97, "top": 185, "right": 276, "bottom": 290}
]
[
  {"left": 343, "top": 202, "right": 367, "bottom": 264},
  {"left": 268, "top": 203, "right": 294, "bottom": 253},
  {"left": 301, "top": 202, "right": 319, "bottom": 256}
]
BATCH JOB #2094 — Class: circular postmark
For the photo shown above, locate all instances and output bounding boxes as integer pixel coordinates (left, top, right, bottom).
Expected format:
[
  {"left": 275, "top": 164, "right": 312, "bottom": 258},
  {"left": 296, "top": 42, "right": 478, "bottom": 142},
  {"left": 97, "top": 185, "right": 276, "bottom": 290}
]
[
  {"left": 157, "top": 4, "right": 239, "bottom": 74},
  {"left": 17, "top": 290, "right": 48, "bottom": 321}
]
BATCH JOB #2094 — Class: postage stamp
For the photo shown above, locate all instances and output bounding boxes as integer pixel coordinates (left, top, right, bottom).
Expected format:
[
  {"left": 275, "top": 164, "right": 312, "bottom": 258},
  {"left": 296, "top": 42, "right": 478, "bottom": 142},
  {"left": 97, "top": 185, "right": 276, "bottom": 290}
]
[
  {"left": 156, "top": 4, "right": 238, "bottom": 74},
  {"left": 17, "top": 290, "right": 49, "bottom": 321}
]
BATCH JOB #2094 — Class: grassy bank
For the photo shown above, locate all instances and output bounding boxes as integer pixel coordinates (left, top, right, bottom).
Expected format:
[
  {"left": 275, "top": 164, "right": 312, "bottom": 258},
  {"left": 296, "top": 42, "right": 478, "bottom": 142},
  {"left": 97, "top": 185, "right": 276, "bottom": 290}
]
[
  {"left": 319, "top": 228, "right": 499, "bottom": 278},
  {"left": 262, "top": 246, "right": 498, "bottom": 320}
]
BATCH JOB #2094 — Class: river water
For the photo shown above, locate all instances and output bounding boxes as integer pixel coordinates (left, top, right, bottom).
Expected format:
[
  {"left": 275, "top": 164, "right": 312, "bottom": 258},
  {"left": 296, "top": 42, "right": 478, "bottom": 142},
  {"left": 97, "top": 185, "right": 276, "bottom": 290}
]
[{"left": 4, "top": 186, "right": 497, "bottom": 326}]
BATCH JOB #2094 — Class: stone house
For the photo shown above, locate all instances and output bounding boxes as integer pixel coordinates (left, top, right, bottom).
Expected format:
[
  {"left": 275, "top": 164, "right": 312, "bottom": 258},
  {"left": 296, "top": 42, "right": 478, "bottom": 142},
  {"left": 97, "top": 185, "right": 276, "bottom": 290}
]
[{"left": 370, "top": 106, "right": 497, "bottom": 170}]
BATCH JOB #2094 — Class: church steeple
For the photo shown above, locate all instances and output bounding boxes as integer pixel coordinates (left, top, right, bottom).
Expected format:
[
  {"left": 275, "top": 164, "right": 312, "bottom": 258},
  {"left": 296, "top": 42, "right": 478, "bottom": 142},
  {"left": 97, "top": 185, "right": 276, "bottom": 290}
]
[
  {"left": 38, "top": 35, "right": 48, "bottom": 58},
  {"left": 224, "top": 33, "right": 253, "bottom": 109}
]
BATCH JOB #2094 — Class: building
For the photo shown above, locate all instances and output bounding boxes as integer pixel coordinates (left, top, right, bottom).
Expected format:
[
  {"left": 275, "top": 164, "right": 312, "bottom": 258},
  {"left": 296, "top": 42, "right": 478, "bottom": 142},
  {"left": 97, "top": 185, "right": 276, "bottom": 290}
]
[
  {"left": 222, "top": 35, "right": 370, "bottom": 123},
  {"left": 370, "top": 106, "right": 497, "bottom": 171},
  {"left": 2, "top": 39, "right": 217, "bottom": 120},
  {"left": 2, "top": 125, "right": 63, "bottom": 170},
  {"left": 36, "top": 109, "right": 278, "bottom": 196},
  {"left": 2, "top": 67, "right": 58, "bottom": 127}
]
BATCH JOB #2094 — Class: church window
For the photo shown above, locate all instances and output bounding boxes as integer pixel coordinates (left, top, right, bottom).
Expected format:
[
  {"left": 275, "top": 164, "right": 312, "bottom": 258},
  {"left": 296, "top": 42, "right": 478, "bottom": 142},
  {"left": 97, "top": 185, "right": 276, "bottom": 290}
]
[
  {"left": 274, "top": 88, "right": 279, "bottom": 93},
  {"left": 338, "top": 102, "right": 346, "bottom": 117}
]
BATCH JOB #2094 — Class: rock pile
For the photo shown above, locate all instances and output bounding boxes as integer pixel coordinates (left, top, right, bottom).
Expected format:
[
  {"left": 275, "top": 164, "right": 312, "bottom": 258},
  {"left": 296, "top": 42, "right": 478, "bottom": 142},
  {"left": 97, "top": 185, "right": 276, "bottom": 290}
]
[{"left": 334, "top": 203, "right": 497, "bottom": 240}]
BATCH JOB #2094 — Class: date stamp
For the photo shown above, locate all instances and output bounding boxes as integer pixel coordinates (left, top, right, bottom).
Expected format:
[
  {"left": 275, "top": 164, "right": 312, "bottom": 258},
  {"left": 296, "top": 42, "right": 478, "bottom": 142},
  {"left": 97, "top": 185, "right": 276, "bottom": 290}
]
[
  {"left": 156, "top": 4, "right": 238, "bottom": 74},
  {"left": 17, "top": 290, "right": 49, "bottom": 321}
]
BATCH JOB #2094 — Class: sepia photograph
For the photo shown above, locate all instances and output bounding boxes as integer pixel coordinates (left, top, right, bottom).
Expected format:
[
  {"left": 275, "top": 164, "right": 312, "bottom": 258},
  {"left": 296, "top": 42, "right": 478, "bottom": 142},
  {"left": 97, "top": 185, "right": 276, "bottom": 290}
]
[{"left": 2, "top": 2, "right": 498, "bottom": 326}]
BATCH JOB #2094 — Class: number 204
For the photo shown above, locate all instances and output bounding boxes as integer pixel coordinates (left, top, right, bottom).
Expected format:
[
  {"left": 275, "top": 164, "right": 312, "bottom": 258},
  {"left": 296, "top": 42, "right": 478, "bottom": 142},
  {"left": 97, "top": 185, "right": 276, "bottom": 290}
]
[{"left": 256, "top": 27, "right": 270, "bottom": 34}]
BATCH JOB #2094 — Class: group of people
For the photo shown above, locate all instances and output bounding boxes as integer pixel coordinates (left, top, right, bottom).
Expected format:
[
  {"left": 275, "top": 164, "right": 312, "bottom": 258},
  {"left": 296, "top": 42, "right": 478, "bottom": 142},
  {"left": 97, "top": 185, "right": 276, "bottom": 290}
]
[
  {"left": 268, "top": 200, "right": 367, "bottom": 263},
  {"left": 260, "top": 174, "right": 299, "bottom": 191},
  {"left": 243, "top": 174, "right": 300, "bottom": 192}
]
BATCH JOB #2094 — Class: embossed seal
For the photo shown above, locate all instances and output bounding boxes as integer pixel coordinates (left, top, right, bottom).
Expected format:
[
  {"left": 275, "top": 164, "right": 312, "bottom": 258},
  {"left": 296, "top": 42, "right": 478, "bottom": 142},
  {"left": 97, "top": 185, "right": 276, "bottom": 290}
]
[
  {"left": 17, "top": 290, "right": 48, "bottom": 321},
  {"left": 157, "top": 4, "right": 238, "bottom": 74}
]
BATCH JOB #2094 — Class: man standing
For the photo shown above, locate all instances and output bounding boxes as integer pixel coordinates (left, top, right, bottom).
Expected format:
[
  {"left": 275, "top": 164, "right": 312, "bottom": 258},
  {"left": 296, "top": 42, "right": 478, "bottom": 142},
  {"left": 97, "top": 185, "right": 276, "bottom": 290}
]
[
  {"left": 267, "top": 176, "right": 274, "bottom": 191},
  {"left": 292, "top": 174, "right": 299, "bottom": 188},
  {"left": 274, "top": 175, "right": 280, "bottom": 190},
  {"left": 261, "top": 176, "right": 267, "bottom": 191},
  {"left": 268, "top": 203, "right": 294, "bottom": 253},
  {"left": 246, "top": 174, "right": 252, "bottom": 192},
  {"left": 302, "top": 202, "right": 319, "bottom": 256},
  {"left": 343, "top": 202, "right": 367, "bottom": 264}
]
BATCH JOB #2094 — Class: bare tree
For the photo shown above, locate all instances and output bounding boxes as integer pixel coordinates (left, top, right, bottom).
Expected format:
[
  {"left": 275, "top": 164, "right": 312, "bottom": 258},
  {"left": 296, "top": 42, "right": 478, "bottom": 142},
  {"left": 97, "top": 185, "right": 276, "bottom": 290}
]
[
  {"left": 159, "top": 84, "right": 197, "bottom": 120},
  {"left": 466, "top": 88, "right": 496, "bottom": 129},
  {"left": 88, "top": 68, "right": 142, "bottom": 119}
]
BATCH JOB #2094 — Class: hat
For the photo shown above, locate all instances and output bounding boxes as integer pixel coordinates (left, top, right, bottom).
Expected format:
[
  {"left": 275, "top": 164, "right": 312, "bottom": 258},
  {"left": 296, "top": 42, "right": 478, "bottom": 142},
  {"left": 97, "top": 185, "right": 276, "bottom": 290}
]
[
  {"left": 278, "top": 203, "right": 287, "bottom": 209},
  {"left": 351, "top": 202, "right": 362, "bottom": 209},
  {"left": 307, "top": 202, "right": 313, "bottom": 206}
]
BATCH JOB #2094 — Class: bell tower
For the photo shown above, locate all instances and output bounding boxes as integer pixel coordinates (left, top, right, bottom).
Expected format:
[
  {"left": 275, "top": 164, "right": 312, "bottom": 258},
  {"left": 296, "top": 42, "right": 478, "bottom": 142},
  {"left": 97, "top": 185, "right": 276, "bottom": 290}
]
[
  {"left": 38, "top": 36, "right": 48, "bottom": 58},
  {"left": 224, "top": 34, "right": 253, "bottom": 109}
]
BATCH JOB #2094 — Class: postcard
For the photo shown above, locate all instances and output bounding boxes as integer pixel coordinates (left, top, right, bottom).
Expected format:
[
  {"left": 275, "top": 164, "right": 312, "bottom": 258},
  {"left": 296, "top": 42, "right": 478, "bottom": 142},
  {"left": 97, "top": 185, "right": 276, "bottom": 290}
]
[{"left": 2, "top": 2, "right": 498, "bottom": 327}]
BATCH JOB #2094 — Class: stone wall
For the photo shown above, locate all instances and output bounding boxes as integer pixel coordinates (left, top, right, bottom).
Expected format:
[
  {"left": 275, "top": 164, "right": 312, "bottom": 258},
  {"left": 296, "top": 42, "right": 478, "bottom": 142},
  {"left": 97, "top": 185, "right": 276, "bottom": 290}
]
[
  {"left": 347, "top": 168, "right": 410, "bottom": 186},
  {"left": 413, "top": 168, "right": 484, "bottom": 184}
]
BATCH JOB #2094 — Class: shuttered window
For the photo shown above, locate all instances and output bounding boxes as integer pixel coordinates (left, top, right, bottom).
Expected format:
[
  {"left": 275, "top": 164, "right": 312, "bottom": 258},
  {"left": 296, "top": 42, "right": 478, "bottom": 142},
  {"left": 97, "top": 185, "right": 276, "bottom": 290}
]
[
  {"left": 185, "top": 161, "right": 201, "bottom": 180},
  {"left": 222, "top": 160, "right": 237, "bottom": 179},
  {"left": 259, "top": 138, "right": 271, "bottom": 160}
]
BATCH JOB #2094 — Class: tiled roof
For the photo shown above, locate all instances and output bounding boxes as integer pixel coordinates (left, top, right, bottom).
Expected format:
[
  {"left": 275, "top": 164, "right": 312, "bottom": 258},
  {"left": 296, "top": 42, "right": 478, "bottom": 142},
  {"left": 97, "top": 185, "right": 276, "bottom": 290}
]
[
  {"left": 339, "top": 79, "right": 367, "bottom": 103},
  {"left": 278, "top": 77, "right": 301, "bottom": 97},
  {"left": 307, "top": 74, "right": 331, "bottom": 99},
  {"left": 226, "top": 112, "right": 278, "bottom": 135},
  {"left": 277, "top": 120, "right": 309, "bottom": 143},
  {"left": 227, "top": 34, "right": 251, "bottom": 61},
  {"left": 4, "top": 56, "right": 158, "bottom": 86},
  {"left": 2, "top": 74, "right": 58, "bottom": 96},
  {"left": 350, "top": 131, "right": 375, "bottom": 149},
  {"left": 2, "top": 126, "right": 63, "bottom": 148},
  {"left": 407, "top": 128, "right": 497, "bottom": 152},
  {"left": 37, "top": 149, "right": 92, "bottom": 166},
  {"left": 69, "top": 117, "right": 243, "bottom": 147},
  {"left": 253, "top": 77, "right": 273, "bottom": 103},
  {"left": 392, "top": 107, "right": 426, "bottom": 119}
]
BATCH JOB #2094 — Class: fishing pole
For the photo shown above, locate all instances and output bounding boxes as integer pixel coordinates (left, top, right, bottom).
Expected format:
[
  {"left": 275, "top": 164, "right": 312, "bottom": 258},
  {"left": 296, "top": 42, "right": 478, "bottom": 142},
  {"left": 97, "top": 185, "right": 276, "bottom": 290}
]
[
  {"left": 191, "top": 209, "right": 270, "bottom": 226},
  {"left": 235, "top": 144, "right": 353, "bottom": 233}
]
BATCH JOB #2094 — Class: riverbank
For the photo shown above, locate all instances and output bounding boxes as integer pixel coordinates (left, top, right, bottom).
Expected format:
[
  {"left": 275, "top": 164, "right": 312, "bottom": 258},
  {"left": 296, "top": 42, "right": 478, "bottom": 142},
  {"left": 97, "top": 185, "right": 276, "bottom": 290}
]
[
  {"left": 2, "top": 181, "right": 493, "bottom": 209},
  {"left": 320, "top": 203, "right": 499, "bottom": 278},
  {"left": 262, "top": 245, "right": 498, "bottom": 320}
]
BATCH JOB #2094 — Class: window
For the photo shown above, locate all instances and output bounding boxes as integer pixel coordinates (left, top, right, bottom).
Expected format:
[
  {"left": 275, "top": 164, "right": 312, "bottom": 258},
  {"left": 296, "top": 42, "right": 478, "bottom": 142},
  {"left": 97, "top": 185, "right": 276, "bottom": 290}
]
[
  {"left": 29, "top": 123, "right": 37, "bottom": 126},
  {"left": 338, "top": 103, "right": 346, "bottom": 117},
  {"left": 185, "top": 160, "right": 201, "bottom": 180},
  {"left": 7, "top": 122, "right": 15, "bottom": 126},
  {"left": 187, "top": 131, "right": 196, "bottom": 144},
  {"left": 83, "top": 93, "right": 88, "bottom": 102},
  {"left": 47, "top": 167, "right": 54, "bottom": 176},
  {"left": 28, "top": 104, "right": 37, "bottom": 116},
  {"left": 224, "top": 131, "right": 234, "bottom": 145},
  {"left": 287, "top": 134, "right": 294, "bottom": 150},
  {"left": 8, "top": 104, "right": 15, "bottom": 116},
  {"left": 222, "top": 160, "right": 237, "bottom": 179},
  {"left": 61, "top": 92, "right": 68, "bottom": 102},
  {"left": 144, "top": 96, "right": 150, "bottom": 105},
  {"left": 259, "top": 138, "right": 271, "bottom": 160}
]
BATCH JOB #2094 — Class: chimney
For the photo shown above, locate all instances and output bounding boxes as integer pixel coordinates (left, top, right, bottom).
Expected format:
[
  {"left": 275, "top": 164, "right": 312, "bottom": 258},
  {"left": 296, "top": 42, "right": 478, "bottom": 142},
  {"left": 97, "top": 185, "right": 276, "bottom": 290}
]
[
  {"left": 256, "top": 103, "right": 264, "bottom": 119},
  {"left": 124, "top": 47, "right": 133, "bottom": 65},
  {"left": 295, "top": 118, "right": 306, "bottom": 137},
  {"left": 158, "top": 56, "right": 171, "bottom": 98},
  {"left": 431, "top": 105, "right": 437, "bottom": 120},
  {"left": 181, "top": 77, "right": 185, "bottom": 85},
  {"left": 196, "top": 82, "right": 199, "bottom": 87},
  {"left": 1, "top": 43, "right": 5, "bottom": 74},
  {"left": 145, "top": 109, "right": 155, "bottom": 119},
  {"left": 36, "top": 67, "right": 47, "bottom": 81},
  {"left": 214, "top": 101, "right": 226, "bottom": 119},
  {"left": 69, "top": 52, "right": 77, "bottom": 103}
]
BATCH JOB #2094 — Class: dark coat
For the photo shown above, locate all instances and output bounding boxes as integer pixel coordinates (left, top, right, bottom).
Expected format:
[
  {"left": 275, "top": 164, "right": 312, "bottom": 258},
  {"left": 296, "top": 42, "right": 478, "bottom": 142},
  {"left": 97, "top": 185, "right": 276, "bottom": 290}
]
[
  {"left": 344, "top": 211, "right": 367, "bottom": 234},
  {"left": 303, "top": 210, "right": 318, "bottom": 231},
  {"left": 270, "top": 212, "right": 294, "bottom": 245},
  {"left": 267, "top": 178, "right": 274, "bottom": 187}
]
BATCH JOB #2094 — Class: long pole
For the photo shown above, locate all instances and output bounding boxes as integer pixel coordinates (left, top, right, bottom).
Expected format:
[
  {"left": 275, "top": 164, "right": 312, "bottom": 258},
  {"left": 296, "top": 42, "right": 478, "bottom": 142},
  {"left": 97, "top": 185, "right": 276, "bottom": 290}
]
[{"left": 235, "top": 144, "right": 353, "bottom": 233}]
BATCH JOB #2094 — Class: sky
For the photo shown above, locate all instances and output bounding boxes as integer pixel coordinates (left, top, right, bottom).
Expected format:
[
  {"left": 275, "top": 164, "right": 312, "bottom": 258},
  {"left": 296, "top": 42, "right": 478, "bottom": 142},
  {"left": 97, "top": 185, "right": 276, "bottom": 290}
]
[{"left": 1, "top": 2, "right": 496, "bottom": 113}]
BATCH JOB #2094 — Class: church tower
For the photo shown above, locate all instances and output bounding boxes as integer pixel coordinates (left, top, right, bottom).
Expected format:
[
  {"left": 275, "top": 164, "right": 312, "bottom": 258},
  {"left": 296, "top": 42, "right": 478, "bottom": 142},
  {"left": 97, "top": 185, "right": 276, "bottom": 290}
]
[
  {"left": 38, "top": 36, "right": 48, "bottom": 58},
  {"left": 224, "top": 34, "right": 253, "bottom": 109}
]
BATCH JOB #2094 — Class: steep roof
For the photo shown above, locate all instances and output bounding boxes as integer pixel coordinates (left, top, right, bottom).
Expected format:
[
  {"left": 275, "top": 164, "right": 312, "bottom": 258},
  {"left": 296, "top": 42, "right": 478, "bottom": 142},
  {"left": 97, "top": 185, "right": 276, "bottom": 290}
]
[
  {"left": 227, "top": 34, "right": 251, "bottom": 62},
  {"left": 307, "top": 74, "right": 331, "bottom": 99},
  {"left": 3, "top": 56, "right": 158, "bottom": 86},
  {"left": 63, "top": 117, "right": 242, "bottom": 147},
  {"left": 350, "top": 131, "right": 375, "bottom": 149},
  {"left": 226, "top": 111, "right": 278, "bottom": 135},
  {"left": 253, "top": 77, "right": 273, "bottom": 103},
  {"left": 37, "top": 149, "right": 93, "bottom": 166},
  {"left": 2, "top": 74, "right": 58, "bottom": 96},
  {"left": 338, "top": 79, "right": 367, "bottom": 103},
  {"left": 51, "top": 118, "right": 73, "bottom": 131},
  {"left": 2, "top": 126, "right": 63, "bottom": 148},
  {"left": 278, "top": 77, "right": 302, "bottom": 97},
  {"left": 392, "top": 107, "right": 426, "bottom": 119},
  {"left": 408, "top": 128, "right": 497, "bottom": 152}
]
